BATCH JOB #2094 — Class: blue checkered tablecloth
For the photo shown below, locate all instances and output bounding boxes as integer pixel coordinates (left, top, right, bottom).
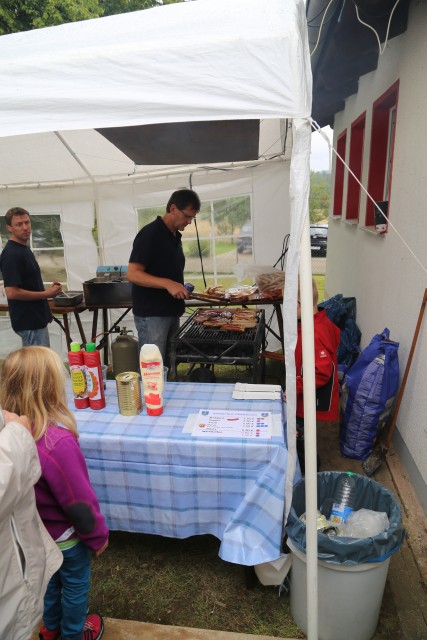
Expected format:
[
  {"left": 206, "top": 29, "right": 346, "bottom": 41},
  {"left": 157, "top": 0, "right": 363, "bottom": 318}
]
[{"left": 70, "top": 381, "right": 293, "bottom": 566}]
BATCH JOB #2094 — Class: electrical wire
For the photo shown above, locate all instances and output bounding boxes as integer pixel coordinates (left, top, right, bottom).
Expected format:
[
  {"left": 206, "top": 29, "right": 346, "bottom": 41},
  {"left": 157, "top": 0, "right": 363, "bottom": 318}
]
[
  {"left": 273, "top": 234, "right": 290, "bottom": 270},
  {"left": 307, "top": 0, "right": 341, "bottom": 25},
  {"left": 310, "top": 0, "right": 338, "bottom": 57},
  {"left": 353, "top": 0, "right": 401, "bottom": 55},
  {"left": 310, "top": 118, "right": 427, "bottom": 276}
]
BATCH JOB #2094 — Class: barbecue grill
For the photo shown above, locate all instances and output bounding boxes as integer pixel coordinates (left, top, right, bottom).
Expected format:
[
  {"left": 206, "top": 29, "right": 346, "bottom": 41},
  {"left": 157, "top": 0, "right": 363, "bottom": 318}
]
[{"left": 170, "top": 308, "right": 265, "bottom": 382}]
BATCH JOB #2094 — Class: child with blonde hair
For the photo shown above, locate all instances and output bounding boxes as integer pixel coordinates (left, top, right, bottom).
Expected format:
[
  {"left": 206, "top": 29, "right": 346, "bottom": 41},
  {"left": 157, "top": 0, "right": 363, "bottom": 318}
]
[{"left": 0, "top": 346, "right": 108, "bottom": 640}]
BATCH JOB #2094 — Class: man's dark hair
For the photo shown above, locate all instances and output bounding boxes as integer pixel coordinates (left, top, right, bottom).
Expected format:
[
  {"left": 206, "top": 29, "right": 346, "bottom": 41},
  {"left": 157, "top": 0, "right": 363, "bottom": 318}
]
[
  {"left": 5, "top": 207, "right": 30, "bottom": 226},
  {"left": 166, "top": 189, "right": 201, "bottom": 213}
]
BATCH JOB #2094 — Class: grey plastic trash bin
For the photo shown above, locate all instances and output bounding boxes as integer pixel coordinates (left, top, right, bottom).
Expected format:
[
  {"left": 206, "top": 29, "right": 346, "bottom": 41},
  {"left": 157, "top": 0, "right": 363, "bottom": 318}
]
[{"left": 285, "top": 471, "right": 405, "bottom": 640}]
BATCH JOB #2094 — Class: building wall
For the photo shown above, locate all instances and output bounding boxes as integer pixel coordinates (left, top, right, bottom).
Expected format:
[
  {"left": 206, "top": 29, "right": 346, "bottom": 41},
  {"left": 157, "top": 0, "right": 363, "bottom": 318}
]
[{"left": 326, "top": 1, "right": 427, "bottom": 512}]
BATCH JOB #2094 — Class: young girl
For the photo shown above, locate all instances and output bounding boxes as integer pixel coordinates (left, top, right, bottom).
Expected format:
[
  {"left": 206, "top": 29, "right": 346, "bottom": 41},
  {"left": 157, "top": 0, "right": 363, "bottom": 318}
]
[{"left": 0, "top": 346, "right": 108, "bottom": 640}]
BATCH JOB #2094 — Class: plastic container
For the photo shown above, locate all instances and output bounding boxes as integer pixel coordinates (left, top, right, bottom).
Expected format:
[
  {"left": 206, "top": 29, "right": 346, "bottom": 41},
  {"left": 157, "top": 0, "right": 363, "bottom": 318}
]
[
  {"left": 111, "top": 328, "right": 139, "bottom": 377},
  {"left": 83, "top": 343, "right": 106, "bottom": 410},
  {"left": 286, "top": 471, "right": 405, "bottom": 640},
  {"left": 288, "top": 538, "right": 391, "bottom": 640},
  {"left": 140, "top": 344, "right": 164, "bottom": 416},
  {"left": 330, "top": 471, "right": 356, "bottom": 524},
  {"left": 68, "top": 342, "right": 89, "bottom": 409}
]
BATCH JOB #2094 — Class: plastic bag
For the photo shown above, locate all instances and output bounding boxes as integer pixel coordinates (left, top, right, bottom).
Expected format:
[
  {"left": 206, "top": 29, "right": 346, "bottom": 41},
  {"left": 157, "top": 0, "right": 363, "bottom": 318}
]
[
  {"left": 340, "top": 328, "right": 399, "bottom": 460},
  {"left": 285, "top": 471, "right": 405, "bottom": 565},
  {"left": 337, "top": 509, "right": 390, "bottom": 539},
  {"left": 234, "top": 264, "right": 285, "bottom": 292},
  {"left": 337, "top": 318, "right": 362, "bottom": 366}
]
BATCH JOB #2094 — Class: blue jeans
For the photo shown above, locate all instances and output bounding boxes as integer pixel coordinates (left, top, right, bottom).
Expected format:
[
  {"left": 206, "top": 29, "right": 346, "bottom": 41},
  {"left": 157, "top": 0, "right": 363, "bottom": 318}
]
[
  {"left": 16, "top": 326, "right": 50, "bottom": 347},
  {"left": 43, "top": 542, "right": 91, "bottom": 640},
  {"left": 133, "top": 315, "right": 179, "bottom": 368}
]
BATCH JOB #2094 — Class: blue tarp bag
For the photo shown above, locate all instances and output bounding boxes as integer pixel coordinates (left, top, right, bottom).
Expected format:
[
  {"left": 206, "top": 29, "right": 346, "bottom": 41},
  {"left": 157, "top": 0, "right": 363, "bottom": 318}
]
[
  {"left": 320, "top": 295, "right": 361, "bottom": 365},
  {"left": 340, "top": 328, "right": 399, "bottom": 460},
  {"left": 337, "top": 318, "right": 362, "bottom": 366}
]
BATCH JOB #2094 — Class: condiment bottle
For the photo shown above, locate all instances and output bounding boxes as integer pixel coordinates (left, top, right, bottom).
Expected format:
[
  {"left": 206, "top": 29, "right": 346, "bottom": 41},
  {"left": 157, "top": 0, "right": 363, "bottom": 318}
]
[
  {"left": 140, "top": 344, "right": 164, "bottom": 416},
  {"left": 68, "top": 341, "right": 89, "bottom": 409},
  {"left": 83, "top": 342, "right": 106, "bottom": 410}
]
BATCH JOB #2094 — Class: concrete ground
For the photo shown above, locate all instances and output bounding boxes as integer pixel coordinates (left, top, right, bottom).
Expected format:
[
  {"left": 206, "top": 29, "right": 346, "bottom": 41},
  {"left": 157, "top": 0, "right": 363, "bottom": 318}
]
[{"left": 32, "top": 421, "right": 427, "bottom": 640}]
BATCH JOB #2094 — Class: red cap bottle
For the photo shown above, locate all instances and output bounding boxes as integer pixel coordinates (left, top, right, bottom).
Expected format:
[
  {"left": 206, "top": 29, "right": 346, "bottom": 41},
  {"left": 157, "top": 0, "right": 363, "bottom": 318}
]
[
  {"left": 68, "top": 342, "right": 89, "bottom": 409},
  {"left": 83, "top": 342, "right": 106, "bottom": 410}
]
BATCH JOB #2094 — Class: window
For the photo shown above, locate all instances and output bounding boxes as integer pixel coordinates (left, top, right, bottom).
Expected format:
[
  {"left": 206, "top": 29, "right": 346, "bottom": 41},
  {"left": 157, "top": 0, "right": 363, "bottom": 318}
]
[
  {"left": 346, "top": 113, "right": 366, "bottom": 221},
  {"left": 0, "top": 213, "right": 66, "bottom": 284},
  {"left": 137, "top": 195, "right": 253, "bottom": 289},
  {"left": 365, "top": 81, "right": 399, "bottom": 228},
  {"left": 332, "top": 130, "right": 347, "bottom": 216}
]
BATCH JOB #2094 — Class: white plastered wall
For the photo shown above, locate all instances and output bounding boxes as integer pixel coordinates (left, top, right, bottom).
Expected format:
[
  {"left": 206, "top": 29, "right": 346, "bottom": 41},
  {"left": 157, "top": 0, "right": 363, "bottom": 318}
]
[{"left": 325, "top": 1, "right": 427, "bottom": 511}]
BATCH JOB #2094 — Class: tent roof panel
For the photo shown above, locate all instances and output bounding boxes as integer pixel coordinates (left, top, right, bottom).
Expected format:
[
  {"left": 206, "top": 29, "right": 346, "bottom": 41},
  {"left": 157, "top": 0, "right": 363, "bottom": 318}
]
[{"left": 0, "top": 0, "right": 311, "bottom": 139}]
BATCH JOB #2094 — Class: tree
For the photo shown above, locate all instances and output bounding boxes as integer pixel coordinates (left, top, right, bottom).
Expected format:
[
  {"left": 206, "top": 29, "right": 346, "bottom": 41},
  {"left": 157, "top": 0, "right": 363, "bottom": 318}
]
[
  {"left": 101, "top": 0, "right": 183, "bottom": 16},
  {"left": 0, "top": 0, "right": 185, "bottom": 36},
  {"left": 0, "top": 0, "right": 103, "bottom": 35},
  {"left": 309, "top": 170, "right": 331, "bottom": 224}
]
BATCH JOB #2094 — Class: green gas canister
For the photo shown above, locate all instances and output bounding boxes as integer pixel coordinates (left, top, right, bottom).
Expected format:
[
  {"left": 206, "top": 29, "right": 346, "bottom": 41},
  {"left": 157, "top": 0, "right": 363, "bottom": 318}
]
[{"left": 111, "top": 327, "right": 139, "bottom": 377}]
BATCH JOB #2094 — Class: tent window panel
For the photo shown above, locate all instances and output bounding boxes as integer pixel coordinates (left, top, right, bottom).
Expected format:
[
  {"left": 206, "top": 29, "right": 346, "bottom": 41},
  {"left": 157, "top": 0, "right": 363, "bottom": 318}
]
[
  {"left": 0, "top": 213, "right": 66, "bottom": 284},
  {"left": 137, "top": 194, "right": 253, "bottom": 287},
  {"left": 137, "top": 206, "right": 165, "bottom": 230}
]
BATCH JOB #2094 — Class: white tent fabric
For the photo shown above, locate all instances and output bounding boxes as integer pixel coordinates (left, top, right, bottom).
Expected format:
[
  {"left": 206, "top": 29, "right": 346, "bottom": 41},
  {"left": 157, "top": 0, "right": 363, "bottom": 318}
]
[
  {"left": 0, "top": 0, "right": 311, "bottom": 138},
  {"left": 0, "top": 2, "right": 316, "bottom": 623}
]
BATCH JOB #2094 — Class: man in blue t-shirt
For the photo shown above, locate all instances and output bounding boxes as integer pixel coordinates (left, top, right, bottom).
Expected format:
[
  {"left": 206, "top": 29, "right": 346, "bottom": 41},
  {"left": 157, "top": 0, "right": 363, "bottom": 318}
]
[
  {"left": 0, "top": 207, "right": 62, "bottom": 346},
  {"left": 128, "top": 189, "right": 200, "bottom": 366}
]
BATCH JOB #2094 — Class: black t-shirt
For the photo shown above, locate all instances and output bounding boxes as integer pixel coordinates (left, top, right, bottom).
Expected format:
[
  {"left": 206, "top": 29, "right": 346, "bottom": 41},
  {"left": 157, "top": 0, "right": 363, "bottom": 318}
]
[
  {"left": 129, "top": 216, "right": 186, "bottom": 317},
  {"left": 0, "top": 240, "right": 52, "bottom": 331}
]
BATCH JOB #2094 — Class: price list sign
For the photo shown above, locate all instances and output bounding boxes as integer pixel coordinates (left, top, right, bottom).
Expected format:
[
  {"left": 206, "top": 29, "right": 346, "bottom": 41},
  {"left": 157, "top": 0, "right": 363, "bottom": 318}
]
[{"left": 192, "top": 409, "right": 272, "bottom": 439}]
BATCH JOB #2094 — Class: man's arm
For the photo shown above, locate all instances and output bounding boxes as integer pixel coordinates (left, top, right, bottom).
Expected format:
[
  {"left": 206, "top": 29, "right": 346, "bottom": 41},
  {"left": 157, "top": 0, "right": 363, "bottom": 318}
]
[
  {"left": 127, "top": 262, "right": 189, "bottom": 300},
  {"left": 5, "top": 283, "right": 62, "bottom": 301}
]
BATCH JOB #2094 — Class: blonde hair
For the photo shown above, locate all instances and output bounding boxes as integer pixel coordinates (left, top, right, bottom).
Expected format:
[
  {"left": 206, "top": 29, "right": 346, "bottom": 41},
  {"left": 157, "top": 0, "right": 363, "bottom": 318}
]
[{"left": 0, "top": 346, "right": 78, "bottom": 441}]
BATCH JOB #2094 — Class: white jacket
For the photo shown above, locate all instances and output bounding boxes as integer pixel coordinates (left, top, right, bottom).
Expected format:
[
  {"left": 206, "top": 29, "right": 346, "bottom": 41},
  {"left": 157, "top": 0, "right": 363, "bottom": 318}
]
[{"left": 0, "top": 418, "right": 63, "bottom": 640}]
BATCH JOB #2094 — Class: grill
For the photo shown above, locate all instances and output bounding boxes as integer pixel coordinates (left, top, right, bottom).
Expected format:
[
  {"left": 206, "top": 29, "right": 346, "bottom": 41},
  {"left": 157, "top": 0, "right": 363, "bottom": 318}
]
[{"left": 170, "top": 308, "right": 265, "bottom": 382}]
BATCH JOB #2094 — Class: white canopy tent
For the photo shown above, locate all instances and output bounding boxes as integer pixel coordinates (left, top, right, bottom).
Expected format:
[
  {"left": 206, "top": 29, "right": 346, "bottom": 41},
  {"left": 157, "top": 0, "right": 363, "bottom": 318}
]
[{"left": 0, "top": 1, "right": 320, "bottom": 636}]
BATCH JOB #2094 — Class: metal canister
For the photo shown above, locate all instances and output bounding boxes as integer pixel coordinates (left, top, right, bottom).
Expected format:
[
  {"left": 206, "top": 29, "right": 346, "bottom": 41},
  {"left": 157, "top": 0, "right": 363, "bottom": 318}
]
[{"left": 115, "top": 371, "right": 142, "bottom": 416}]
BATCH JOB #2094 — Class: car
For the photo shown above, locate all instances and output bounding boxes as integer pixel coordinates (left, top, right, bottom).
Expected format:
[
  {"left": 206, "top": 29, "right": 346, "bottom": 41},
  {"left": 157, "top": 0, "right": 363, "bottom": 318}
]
[
  {"left": 237, "top": 222, "right": 253, "bottom": 253},
  {"left": 310, "top": 224, "right": 328, "bottom": 257}
]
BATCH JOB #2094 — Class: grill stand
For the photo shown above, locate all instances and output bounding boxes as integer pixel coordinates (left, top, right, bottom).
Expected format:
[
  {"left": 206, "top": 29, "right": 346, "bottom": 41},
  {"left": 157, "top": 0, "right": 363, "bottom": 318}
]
[{"left": 170, "top": 309, "right": 265, "bottom": 383}]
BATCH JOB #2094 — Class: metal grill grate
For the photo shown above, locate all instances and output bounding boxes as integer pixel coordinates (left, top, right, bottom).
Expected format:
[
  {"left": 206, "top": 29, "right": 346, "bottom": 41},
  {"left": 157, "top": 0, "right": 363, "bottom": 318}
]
[{"left": 170, "top": 309, "right": 265, "bottom": 382}]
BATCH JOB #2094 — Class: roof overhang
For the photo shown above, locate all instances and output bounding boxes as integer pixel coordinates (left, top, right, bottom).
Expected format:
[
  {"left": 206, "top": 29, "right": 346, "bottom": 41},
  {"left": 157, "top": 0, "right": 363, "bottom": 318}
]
[{"left": 307, "top": 0, "right": 410, "bottom": 127}]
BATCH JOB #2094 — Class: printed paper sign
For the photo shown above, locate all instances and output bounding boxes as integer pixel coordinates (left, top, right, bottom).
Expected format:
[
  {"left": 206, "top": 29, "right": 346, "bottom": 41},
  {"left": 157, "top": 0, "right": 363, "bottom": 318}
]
[{"left": 192, "top": 409, "right": 272, "bottom": 439}]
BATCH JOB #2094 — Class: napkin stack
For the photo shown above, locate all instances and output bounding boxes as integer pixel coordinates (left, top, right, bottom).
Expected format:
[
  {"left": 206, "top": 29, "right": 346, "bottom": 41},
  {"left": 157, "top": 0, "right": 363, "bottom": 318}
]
[{"left": 232, "top": 382, "right": 282, "bottom": 400}]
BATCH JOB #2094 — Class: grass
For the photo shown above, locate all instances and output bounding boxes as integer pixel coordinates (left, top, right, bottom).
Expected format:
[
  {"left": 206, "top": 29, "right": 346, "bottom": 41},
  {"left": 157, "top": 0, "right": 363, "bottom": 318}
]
[
  {"left": 89, "top": 532, "right": 304, "bottom": 638},
  {"left": 89, "top": 531, "right": 400, "bottom": 638}
]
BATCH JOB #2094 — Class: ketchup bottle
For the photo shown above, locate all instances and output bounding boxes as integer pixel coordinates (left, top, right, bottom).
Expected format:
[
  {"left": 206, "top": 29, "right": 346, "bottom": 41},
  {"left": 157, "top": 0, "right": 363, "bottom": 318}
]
[
  {"left": 83, "top": 343, "right": 106, "bottom": 410},
  {"left": 68, "top": 342, "right": 89, "bottom": 409}
]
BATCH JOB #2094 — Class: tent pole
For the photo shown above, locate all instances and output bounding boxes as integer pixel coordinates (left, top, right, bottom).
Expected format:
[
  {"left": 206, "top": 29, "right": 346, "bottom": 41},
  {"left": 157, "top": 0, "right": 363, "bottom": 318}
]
[
  {"left": 54, "top": 132, "right": 95, "bottom": 182},
  {"left": 300, "top": 215, "right": 319, "bottom": 639}
]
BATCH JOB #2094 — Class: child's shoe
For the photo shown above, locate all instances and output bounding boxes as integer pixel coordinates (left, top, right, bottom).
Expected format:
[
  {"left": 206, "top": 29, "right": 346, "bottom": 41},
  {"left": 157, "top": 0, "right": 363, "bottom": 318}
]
[
  {"left": 39, "top": 626, "right": 60, "bottom": 640},
  {"left": 82, "top": 613, "right": 104, "bottom": 640}
]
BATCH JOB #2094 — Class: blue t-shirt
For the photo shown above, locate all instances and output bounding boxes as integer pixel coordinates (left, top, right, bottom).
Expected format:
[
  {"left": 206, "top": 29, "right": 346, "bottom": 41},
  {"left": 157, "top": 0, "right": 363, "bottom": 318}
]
[
  {"left": 129, "top": 216, "right": 185, "bottom": 317},
  {"left": 0, "top": 240, "right": 52, "bottom": 331}
]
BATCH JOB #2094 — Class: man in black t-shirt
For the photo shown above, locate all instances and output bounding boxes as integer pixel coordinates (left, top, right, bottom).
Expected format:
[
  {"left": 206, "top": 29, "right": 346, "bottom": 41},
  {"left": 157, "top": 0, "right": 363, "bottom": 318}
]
[
  {"left": 0, "top": 207, "right": 62, "bottom": 347},
  {"left": 128, "top": 189, "right": 201, "bottom": 366}
]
